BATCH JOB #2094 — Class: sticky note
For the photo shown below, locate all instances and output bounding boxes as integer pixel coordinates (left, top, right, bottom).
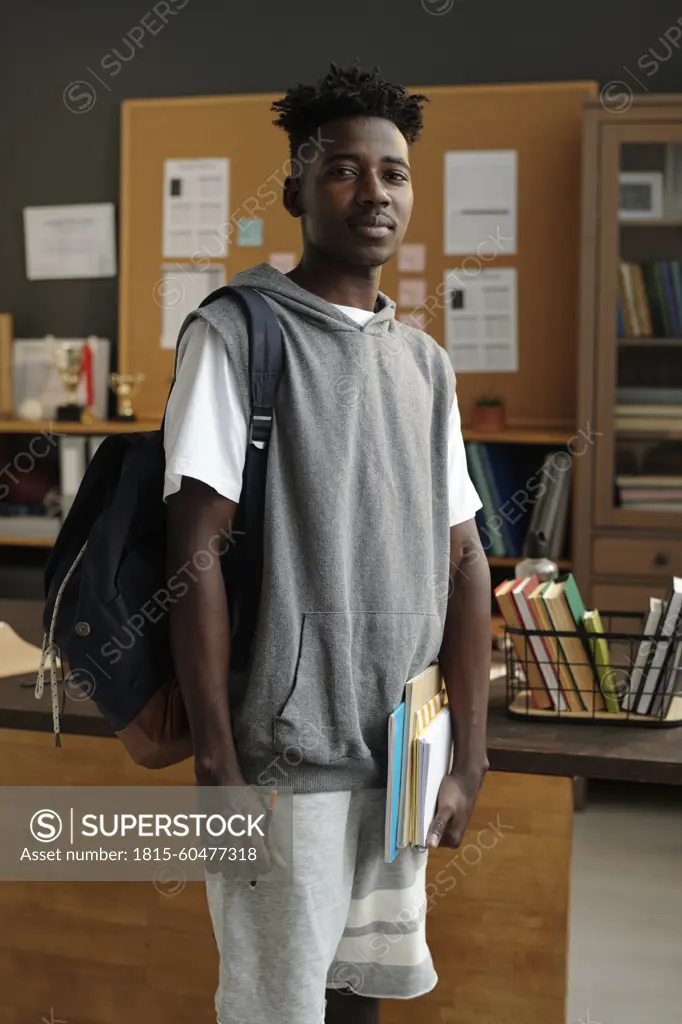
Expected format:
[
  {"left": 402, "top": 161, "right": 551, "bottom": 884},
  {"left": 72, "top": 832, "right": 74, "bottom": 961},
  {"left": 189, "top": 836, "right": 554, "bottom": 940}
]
[
  {"left": 267, "top": 251, "right": 297, "bottom": 273},
  {"left": 237, "top": 218, "right": 264, "bottom": 247},
  {"left": 397, "top": 244, "right": 426, "bottom": 273},
  {"left": 400, "top": 311, "right": 427, "bottom": 331},
  {"left": 397, "top": 278, "right": 428, "bottom": 308}
]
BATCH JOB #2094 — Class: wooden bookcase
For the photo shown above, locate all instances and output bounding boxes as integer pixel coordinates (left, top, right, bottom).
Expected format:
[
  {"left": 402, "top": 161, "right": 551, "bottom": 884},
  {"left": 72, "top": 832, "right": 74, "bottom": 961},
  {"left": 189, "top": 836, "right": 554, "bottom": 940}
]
[
  {"left": 575, "top": 96, "right": 682, "bottom": 610},
  {"left": 0, "top": 422, "right": 575, "bottom": 573}
]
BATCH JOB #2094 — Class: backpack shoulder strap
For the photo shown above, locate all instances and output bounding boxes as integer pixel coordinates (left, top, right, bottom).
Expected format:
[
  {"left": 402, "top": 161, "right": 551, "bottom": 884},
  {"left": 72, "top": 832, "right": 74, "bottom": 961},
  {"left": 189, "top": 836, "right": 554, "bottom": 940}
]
[
  {"left": 163, "top": 284, "right": 283, "bottom": 450},
  {"left": 211, "top": 286, "right": 284, "bottom": 450},
  {"left": 195, "top": 285, "right": 284, "bottom": 666}
]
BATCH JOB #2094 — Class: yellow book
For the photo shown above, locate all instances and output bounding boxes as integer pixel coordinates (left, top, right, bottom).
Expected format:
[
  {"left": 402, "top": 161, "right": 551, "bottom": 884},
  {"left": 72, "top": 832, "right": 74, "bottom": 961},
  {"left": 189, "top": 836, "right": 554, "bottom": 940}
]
[
  {"left": 584, "top": 609, "right": 620, "bottom": 713},
  {"left": 399, "top": 664, "right": 443, "bottom": 848}
]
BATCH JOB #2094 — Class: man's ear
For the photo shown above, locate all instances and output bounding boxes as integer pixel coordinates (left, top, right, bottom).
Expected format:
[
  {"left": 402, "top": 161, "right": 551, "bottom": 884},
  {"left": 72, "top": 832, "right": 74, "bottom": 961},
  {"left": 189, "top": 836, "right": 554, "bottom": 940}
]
[{"left": 283, "top": 175, "right": 303, "bottom": 219}]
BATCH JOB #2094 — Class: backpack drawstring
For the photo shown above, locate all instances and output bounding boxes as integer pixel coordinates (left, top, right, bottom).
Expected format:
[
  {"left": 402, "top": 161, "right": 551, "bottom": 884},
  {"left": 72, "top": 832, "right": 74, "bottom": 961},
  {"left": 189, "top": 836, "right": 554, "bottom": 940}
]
[{"left": 35, "top": 541, "right": 89, "bottom": 748}]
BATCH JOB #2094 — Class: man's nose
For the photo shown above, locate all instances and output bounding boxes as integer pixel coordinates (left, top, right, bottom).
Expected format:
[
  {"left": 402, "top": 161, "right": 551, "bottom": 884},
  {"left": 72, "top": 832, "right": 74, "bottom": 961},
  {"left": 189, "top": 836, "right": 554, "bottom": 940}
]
[{"left": 356, "top": 171, "right": 390, "bottom": 206}]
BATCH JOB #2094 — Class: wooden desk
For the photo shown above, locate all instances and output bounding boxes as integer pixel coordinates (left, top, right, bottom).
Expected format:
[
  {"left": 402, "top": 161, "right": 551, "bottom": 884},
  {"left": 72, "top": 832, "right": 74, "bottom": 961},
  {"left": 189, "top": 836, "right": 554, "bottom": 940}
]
[
  {"left": 0, "top": 726, "right": 571, "bottom": 1024},
  {"left": 3, "top": 661, "right": 682, "bottom": 1022}
]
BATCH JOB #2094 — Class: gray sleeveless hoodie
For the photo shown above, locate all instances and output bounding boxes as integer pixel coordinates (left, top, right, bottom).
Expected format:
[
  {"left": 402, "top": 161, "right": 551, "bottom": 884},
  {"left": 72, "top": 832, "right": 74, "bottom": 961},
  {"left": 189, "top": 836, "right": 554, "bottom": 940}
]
[{"left": 186, "top": 262, "right": 455, "bottom": 793}]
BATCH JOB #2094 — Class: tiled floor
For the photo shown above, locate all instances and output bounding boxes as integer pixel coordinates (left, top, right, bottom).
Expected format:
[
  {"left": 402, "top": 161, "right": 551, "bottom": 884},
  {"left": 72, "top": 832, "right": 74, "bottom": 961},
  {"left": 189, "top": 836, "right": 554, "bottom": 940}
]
[{"left": 567, "top": 780, "right": 682, "bottom": 1024}]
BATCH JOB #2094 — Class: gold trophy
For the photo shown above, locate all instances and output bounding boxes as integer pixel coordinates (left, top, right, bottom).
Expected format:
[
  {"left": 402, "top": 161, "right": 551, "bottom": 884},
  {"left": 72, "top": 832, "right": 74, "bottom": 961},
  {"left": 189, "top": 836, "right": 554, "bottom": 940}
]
[
  {"left": 49, "top": 338, "right": 86, "bottom": 422},
  {"left": 110, "top": 373, "right": 145, "bottom": 421}
]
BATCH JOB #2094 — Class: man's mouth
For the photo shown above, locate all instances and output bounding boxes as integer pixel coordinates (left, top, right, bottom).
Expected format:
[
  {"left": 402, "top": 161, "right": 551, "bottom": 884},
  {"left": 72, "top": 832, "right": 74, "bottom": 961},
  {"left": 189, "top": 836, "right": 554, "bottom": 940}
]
[{"left": 348, "top": 219, "right": 395, "bottom": 239}]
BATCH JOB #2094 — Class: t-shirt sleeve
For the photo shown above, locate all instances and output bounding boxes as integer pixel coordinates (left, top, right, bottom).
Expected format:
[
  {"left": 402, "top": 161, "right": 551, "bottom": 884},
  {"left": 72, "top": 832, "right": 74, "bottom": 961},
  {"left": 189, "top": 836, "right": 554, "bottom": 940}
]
[
  {"left": 163, "top": 318, "right": 248, "bottom": 503},
  {"left": 447, "top": 389, "right": 483, "bottom": 527}
]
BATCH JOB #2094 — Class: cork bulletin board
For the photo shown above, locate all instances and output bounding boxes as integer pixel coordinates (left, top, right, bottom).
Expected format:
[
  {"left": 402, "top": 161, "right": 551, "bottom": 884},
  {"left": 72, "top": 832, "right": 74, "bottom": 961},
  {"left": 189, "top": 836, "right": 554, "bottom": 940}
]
[{"left": 119, "top": 81, "right": 597, "bottom": 424}]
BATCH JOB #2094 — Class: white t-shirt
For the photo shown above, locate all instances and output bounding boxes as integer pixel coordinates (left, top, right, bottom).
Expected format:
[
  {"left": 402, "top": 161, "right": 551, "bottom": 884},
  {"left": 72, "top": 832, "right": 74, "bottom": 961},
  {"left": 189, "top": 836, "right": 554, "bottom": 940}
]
[{"left": 164, "top": 305, "right": 482, "bottom": 528}]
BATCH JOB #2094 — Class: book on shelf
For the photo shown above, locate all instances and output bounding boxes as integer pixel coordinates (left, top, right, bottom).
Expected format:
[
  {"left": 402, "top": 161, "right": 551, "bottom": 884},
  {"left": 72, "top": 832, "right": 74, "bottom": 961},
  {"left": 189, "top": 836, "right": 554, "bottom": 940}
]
[
  {"left": 466, "top": 443, "right": 505, "bottom": 557},
  {"left": 617, "top": 388, "right": 682, "bottom": 405},
  {"left": 522, "top": 453, "right": 571, "bottom": 561},
  {"left": 617, "top": 260, "right": 682, "bottom": 339},
  {"left": 465, "top": 444, "right": 571, "bottom": 562},
  {"left": 616, "top": 405, "right": 682, "bottom": 418},
  {"left": 617, "top": 475, "right": 682, "bottom": 487},
  {"left": 615, "top": 416, "right": 682, "bottom": 433},
  {"left": 617, "top": 472, "right": 682, "bottom": 510},
  {"left": 0, "top": 515, "right": 59, "bottom": 541}
]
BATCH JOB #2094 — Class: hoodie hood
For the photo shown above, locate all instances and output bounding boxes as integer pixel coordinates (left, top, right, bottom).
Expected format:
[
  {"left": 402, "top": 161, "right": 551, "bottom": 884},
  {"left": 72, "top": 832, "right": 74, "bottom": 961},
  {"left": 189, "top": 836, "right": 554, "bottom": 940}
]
[{"left": 229, "top": 262, "right": 396, "bottom": 336}]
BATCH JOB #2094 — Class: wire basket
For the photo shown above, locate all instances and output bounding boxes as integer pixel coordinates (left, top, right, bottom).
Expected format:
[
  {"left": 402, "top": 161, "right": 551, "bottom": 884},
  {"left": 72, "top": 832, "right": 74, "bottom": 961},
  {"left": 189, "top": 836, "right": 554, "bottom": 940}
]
[{"left": 505, "top": 610, "right": 682, "bottom": 727}]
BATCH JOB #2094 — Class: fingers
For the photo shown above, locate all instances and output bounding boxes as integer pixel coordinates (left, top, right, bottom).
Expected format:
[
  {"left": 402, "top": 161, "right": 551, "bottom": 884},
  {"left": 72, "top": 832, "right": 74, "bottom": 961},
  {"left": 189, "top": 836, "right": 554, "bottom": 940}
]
[{"left": 426, "top": 815, "right": 447, "bottom": 848}]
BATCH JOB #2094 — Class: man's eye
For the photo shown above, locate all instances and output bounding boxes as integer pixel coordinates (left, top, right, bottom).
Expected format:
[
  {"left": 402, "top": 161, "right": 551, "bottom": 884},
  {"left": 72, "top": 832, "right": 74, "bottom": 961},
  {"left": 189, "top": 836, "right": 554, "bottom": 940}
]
[
  {"left": 330, "top": 167, "right": 356, "bottom": 178},
  {"left": 386, "top": 172, "right": 409, "bottom": 183}
]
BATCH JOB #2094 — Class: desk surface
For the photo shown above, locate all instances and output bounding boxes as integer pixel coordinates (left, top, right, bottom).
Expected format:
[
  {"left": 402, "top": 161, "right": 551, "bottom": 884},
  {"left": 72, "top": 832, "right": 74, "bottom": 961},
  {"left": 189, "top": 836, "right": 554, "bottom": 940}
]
[{"left": 2, "top": 671, "right": 681, "bottom": 785}]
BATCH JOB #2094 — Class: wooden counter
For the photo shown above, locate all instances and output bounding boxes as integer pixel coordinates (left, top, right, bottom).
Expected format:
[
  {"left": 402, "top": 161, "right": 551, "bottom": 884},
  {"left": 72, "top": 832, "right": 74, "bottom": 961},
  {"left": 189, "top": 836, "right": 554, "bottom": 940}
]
[{"left": 0, "top": 725, "right": 571, "bottom": 1024}]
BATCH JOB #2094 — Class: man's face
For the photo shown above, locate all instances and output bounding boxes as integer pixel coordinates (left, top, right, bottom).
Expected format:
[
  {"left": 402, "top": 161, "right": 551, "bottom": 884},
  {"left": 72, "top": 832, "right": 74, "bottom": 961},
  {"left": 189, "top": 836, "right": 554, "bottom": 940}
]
[{"left": 285, "top": 117, "right": 413, "bottom": 267}]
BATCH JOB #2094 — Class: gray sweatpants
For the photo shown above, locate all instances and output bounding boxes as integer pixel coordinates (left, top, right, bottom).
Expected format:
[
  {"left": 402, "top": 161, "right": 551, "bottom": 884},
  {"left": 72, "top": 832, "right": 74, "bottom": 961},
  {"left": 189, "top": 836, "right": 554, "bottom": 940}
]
[{"left": 205, "top": 789, "right": 436, "bottom": 1024}]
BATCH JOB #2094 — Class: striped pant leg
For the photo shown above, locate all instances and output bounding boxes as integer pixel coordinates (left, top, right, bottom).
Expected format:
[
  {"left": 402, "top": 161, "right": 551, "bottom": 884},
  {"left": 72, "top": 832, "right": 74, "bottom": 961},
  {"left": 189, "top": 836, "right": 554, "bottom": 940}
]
[{"left": 326, "top": 788, "right": 438, "bottom": 1000}]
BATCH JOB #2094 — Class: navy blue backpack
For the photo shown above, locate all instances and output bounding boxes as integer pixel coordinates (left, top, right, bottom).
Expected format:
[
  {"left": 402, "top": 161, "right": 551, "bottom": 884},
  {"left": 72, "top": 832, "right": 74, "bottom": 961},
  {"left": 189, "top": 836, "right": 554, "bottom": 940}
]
[{"left": 38, "top": 286, "right": 283, "bottom": 768}]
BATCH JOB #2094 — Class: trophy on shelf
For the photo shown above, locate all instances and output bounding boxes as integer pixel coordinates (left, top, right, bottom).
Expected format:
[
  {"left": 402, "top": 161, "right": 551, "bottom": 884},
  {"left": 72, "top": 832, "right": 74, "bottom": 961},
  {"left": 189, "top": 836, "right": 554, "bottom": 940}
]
[
  {"left": 109, "top": 372, "right": 146, "bottom": 421},
  {"left": 49, "top": 337, "right": 86, "bottom": 422}
]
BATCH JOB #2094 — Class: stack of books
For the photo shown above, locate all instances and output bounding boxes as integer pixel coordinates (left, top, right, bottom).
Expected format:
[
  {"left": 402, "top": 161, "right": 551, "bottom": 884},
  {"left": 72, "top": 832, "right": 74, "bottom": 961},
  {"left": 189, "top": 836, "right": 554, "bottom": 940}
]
[
  {"left": 615, "top": 406, "right": 682, "bottom": 437},
  {"left": 385, "top": 664, "right": 452, "bottom": 863},
  {"left": 616, "top": 474, "right": 682, "bottom": 512},
  {"left": 617, "top": 260, "right": 682, "bottom": 338},
  {"left": 495, "top": 572, "right": 682, "bottom": 719}
]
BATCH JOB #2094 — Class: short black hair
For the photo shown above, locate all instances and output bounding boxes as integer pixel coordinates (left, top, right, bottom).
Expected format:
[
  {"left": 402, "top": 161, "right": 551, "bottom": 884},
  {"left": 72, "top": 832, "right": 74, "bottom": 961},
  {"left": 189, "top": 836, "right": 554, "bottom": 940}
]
[{"left": 272, "top": 62, "right": 427, "bottom": 160}]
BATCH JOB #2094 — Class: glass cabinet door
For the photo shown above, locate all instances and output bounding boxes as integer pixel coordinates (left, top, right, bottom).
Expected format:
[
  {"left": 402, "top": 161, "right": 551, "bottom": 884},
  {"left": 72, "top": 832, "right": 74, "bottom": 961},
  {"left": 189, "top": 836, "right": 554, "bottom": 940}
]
[{"left": 595, "top": 123, "right": 682, "bottom": 529}]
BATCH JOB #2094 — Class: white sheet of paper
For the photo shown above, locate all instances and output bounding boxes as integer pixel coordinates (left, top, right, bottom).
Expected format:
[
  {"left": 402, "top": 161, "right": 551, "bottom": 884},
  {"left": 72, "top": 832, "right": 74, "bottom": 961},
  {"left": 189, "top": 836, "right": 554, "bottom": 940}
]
[
  {"left": 397, "top": 244, "right": 426, "bottom": 273},
  {"left": 23, "top": 204, "right": 116, "bottom": 280},
  {"left": 444, "top": 151, "right": 517, "bottom": 256},
  {"left": 159, "top": 264, "right": 226, "bottom": 349},
  {"left": 163, "top": 159, "right": 229, "bottom": 258},
  {"left": 399, "top": 311, "right": 427, "bottom": 331},
  {"left": 397, "top": 278, "right": 428, "bottom": 308},
  {"left": 268, "top": 252, "right": 297, "bottom": 273},
  {"left": 443, "top": 267, "right": 518, "bottom": 373}
]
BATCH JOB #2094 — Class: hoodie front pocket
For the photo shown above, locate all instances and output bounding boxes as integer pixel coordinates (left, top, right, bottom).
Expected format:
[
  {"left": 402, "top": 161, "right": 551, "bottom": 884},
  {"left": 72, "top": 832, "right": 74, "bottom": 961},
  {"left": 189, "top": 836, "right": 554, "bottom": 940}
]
[{"left": 273, "top": 610, "right": 442, "bottom": 765}]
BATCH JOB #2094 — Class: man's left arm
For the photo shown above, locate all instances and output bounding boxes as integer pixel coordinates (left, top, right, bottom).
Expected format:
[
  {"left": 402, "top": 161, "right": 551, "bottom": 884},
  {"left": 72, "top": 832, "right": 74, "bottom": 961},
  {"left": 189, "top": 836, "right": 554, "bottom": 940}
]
[{"left": 427, "top": 517, "right": 491, "bottom": 848}]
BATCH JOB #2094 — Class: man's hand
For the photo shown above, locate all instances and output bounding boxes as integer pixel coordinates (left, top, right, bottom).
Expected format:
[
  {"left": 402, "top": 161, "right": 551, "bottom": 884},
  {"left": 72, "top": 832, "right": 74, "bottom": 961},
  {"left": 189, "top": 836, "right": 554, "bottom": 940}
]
[
  {"left": 426, "top": 766, "right": 488, "bottom": 849},
  {"left": 197, "top": 778, "right": 286, "bottom": 880}
]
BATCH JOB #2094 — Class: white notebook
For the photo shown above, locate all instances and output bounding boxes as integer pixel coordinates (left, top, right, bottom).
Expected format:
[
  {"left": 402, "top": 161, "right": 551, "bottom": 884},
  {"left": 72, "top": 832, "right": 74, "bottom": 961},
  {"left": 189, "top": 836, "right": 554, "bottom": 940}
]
[{"left": 415, "top": 706, "right": 453, "bottom": 848}]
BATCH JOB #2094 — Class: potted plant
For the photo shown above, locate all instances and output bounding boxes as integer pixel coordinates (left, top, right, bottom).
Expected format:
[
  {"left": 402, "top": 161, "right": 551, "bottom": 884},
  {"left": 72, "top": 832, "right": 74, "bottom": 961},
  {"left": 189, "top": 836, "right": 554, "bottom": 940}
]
[{"left": 471, "top": 395, "right": 506, "bottom": 433}]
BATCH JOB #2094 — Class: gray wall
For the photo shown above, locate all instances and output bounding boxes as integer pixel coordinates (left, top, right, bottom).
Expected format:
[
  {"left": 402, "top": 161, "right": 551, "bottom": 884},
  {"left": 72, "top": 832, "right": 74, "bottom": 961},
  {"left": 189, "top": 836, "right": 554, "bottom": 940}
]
[
  {"left": 1, "top": 0, "right": 682, "bottom": 344},
  {"left": 1, "top": 0, "right": 681, "bottom": 595}
]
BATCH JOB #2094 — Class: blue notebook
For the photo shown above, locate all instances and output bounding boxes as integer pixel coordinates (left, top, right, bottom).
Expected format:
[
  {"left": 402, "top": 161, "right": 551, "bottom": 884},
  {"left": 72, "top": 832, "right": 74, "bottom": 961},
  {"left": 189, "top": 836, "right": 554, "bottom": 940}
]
[{"left": 385, "top": 702, "right": 405, "bottom": 863}]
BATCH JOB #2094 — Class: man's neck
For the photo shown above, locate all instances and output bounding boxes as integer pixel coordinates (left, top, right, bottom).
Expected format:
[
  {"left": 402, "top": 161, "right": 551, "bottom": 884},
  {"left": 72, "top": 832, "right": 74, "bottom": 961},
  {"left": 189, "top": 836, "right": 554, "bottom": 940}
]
[{"left": 287, "top": 249, "right": 381, "bottom": 311}]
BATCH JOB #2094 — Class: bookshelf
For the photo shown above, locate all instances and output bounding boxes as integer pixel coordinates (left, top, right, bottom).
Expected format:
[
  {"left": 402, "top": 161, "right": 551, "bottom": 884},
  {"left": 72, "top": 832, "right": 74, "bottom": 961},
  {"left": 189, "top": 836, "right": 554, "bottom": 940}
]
[
  {"left": 0, "top": 419, "right": 158, "bottom": 548},
  {"left": 0, "top": 419, "right": 575, "bottom": 564},
  {"left": 461, "top": 426, "right": 571, "bottom": 446},
  {"left": 575, "top": 96, "right": 682, "bottom": 610},
  {"left": 0, "top": 419, "right": 158, "bottom": 435}
]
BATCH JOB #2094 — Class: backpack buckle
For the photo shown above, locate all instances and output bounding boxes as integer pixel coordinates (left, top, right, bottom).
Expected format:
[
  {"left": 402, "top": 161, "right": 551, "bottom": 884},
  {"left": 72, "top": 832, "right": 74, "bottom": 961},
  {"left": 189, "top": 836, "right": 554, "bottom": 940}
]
[{"left": 249, "top": 411, "right": 272, "bottom": 449}]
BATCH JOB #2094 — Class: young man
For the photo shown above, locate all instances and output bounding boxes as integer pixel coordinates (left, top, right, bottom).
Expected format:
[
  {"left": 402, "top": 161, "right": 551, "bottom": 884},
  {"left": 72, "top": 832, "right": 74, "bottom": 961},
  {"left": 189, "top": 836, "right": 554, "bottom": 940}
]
[{"left": 164, "top": 63, "right": 491, "bottom": 1024}]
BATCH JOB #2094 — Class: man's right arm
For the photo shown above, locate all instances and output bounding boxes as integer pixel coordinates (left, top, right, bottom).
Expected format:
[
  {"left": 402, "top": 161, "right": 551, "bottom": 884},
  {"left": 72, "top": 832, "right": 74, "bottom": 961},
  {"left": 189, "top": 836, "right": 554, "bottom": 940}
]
[{"left": 166, "top": 476, "right": 244, "bottom": 787}]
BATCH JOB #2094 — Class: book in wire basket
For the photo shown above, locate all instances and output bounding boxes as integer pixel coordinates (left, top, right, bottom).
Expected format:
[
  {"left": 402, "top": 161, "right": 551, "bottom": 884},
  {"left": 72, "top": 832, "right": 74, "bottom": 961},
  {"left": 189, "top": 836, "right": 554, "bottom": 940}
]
[{"left": 504, "top": 608, "right": 682, "bottom": 728}]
